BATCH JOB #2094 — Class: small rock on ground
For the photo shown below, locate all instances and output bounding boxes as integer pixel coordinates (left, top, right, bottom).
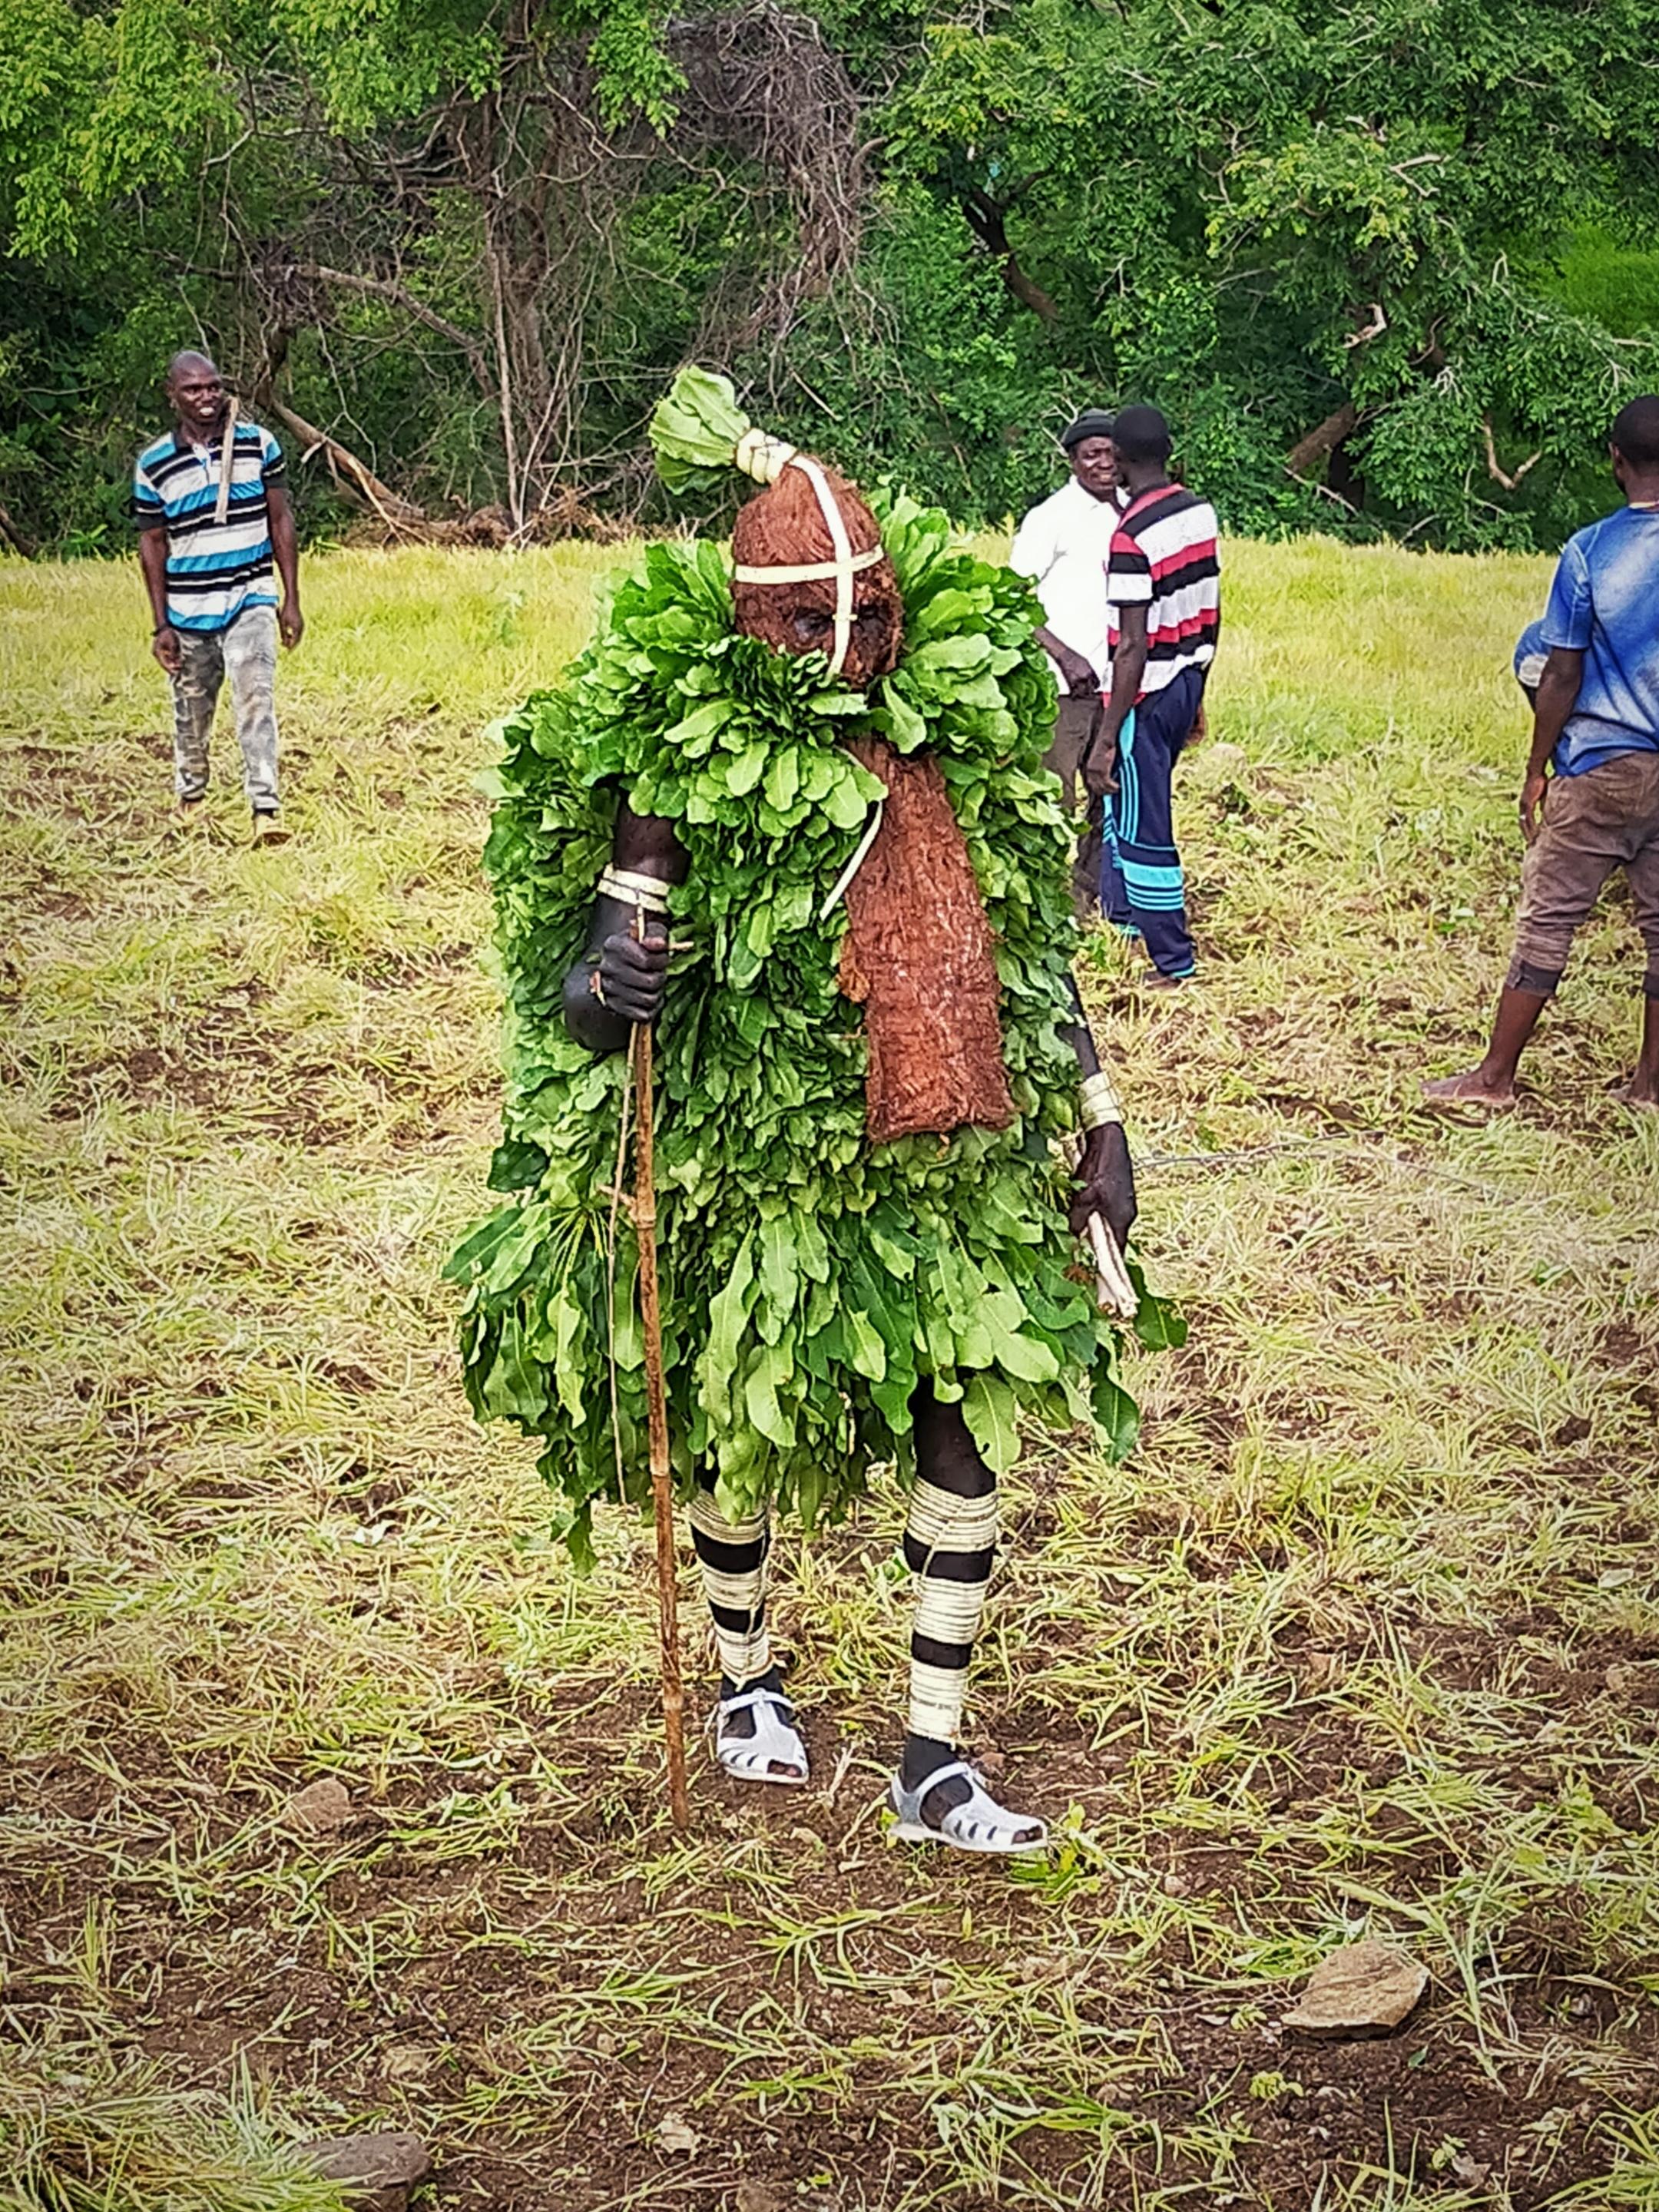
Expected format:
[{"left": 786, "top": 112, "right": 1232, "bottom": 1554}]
[
  {"left": 301, "top": 2131, "right": 430, "bottom": 2212},
  {"left": 286, "top": 1778, "right": 353, "bottom": 1834},
  {"left": 1282, "top": 1939, "right": 1428, "bottom": 2038}
]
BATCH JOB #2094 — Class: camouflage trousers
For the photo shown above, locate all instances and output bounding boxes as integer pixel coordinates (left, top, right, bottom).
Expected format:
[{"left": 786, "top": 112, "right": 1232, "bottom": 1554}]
[{"left": 171, "top": 605, "right": 281, "bottom": 811}]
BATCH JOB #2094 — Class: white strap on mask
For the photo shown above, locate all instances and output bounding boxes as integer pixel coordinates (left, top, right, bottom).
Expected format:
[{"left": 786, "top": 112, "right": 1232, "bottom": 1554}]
[
  {"left": 733, "top": 428, "right": 798, "bottom": 484},
  {"left": 819, "top": 794, "right": 886, "bottom": 921},
  {"left": 729, "top": 454, "right": 874, "bottom": 677}
]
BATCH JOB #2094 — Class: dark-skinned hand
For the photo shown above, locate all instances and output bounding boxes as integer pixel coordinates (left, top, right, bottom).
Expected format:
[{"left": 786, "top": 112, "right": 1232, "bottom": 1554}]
[
  {"left": 1520, "top": 770, "right": 1549, "bottom": 845},
  {"left": 1069, "top": 1123, "right": 1137, "bottom": 1250},
  {"left": 1081, "top": 736, "right": 1118, "bottom": 801},
  {"left": 596, "top": 918, "right": 668, "bottom": 1025},
  {"left": 1056, "top": 644, "right": 1098, "bottom": 698}
]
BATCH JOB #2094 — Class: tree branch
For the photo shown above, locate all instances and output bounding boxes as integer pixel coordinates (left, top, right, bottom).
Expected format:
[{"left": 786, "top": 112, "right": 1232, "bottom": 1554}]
[
  {"left": 283, "top": 263, "right": 491, "bottom": 383},
  {"left": 1343, "top": 302, "right": 1387, "bottom": 349},
  {"left": 1286, "top": 402, "right": 1359, "bottom": 480},
  {"left": 961, "top": 188, "right": 1059, "bottom": 326},
  {"left": 265, "top": 398, "right": 426, "bottom": 524},
  {"left": 1482, "top": 416, "right": 1542, "bottom": 492}
]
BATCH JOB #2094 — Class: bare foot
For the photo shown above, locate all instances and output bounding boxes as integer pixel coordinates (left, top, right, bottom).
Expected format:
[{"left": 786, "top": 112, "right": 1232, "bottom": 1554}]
[
  {"left": 1616, "top": 1075, "right": 1659, "bottom": 1109},
  {"left": 1422, "top": 1068, "right": 1516, "bottom": 1108}
]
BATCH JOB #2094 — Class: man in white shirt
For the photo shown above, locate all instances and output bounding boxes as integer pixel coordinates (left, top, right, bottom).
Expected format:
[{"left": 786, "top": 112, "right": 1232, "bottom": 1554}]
[{"left": 1010, "top": 410, "right": 1126, "bottom": 916}]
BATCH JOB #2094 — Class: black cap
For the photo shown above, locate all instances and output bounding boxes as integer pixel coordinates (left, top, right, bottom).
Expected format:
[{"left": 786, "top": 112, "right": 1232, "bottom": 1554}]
[{"left": 1060, "top": 409, "right": 1117, "bottom": 452}]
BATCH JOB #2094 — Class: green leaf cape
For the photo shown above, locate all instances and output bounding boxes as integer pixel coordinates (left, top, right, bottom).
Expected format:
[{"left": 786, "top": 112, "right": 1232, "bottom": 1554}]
[{"left": 449, "top": 488, "right": 1161, "bottom": 1566}]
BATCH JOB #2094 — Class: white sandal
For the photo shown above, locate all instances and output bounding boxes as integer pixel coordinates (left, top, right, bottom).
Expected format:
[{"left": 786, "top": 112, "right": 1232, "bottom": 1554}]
[
  {"left": 714, "top": 1687, "right": 810, "bottom": 1788},
  {"left": 888, "top": 1760, "right": 1048, "bottom": 1854}
]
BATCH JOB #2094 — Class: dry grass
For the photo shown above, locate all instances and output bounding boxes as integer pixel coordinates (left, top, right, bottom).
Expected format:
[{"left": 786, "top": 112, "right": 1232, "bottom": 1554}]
[{"left": 2, "top": 537, "right": 1657, "bottom": 2211}]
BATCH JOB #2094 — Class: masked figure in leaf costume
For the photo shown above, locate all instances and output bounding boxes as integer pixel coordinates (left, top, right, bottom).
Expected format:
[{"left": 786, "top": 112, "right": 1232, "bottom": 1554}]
[{"left": 451, "top": 373, "right": 1164, "bottom": 1853}]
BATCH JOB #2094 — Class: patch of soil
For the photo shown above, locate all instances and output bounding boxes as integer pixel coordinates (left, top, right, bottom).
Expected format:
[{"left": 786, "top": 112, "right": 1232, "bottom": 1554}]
[{"left": 8, "top": 1656, "right": 1656, "bottom": 2212}]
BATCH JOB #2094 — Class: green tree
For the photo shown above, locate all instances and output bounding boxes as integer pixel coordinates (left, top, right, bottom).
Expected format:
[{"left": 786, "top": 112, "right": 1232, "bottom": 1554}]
[
  {"left": 3, "top": 0, "right": 1658, "bottom": 548},
  {"left": 875, "top": 0, "right": 1659, "bottom": 543},
  {"left": 0, "top": 0, "right": 860, "bottom": 533}
]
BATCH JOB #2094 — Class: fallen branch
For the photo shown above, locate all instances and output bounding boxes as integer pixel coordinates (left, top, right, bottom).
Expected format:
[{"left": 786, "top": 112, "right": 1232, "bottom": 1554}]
[
  {"left": 266, "top": 399, "right": 425, "bottom": 525},
  {"left": 1482, "top": 416, "right": 1542, "bottom": 492}
]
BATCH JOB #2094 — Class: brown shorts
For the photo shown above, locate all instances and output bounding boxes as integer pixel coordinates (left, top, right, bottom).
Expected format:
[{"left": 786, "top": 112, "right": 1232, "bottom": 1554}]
[
  {"left": 1507, "top": 751, "right": 1659, "bottom": 995},
  {"left": 1043, "top": 694, "right": 1104, "bottom": 920}
]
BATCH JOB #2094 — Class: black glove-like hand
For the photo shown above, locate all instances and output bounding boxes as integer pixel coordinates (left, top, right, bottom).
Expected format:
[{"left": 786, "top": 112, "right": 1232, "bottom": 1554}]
[
  {"left": 596, "top": 920, "right": 668, "bottom": 1025},
  {"left": 1069, "top": 1122, "right": 1137, "bottom": 1250}
]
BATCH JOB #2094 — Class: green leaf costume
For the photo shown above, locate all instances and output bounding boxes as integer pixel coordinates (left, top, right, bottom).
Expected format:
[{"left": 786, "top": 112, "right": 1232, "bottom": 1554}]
[{"left": 449, "top": 487, "right": 1156, "bottom": 1568}]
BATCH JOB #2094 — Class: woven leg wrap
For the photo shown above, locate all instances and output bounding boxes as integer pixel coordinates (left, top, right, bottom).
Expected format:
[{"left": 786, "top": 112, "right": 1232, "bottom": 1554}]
[
  {"left": 690, "top": 1483, "right": 772, "bottom": 1684},
  {"left": 902, "top": 1476, "right": 998, "bottom": 1743}
]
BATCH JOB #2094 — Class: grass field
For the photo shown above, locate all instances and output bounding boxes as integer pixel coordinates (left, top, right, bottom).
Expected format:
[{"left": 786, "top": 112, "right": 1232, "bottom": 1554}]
[{"left": 3, "top": 535, "right": 1657, "bottom": 2212}]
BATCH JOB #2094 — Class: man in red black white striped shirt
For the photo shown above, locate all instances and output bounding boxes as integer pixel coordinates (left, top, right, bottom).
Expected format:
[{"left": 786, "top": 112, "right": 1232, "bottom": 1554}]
[{"left": 1083, "top": 406, "right": 1221, "bottom": 981}]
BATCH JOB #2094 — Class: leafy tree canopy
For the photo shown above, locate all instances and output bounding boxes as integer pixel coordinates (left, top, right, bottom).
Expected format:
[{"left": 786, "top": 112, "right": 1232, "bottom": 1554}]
[{"left": 2, "top": 0, "right": 1657, "bottom": 552}]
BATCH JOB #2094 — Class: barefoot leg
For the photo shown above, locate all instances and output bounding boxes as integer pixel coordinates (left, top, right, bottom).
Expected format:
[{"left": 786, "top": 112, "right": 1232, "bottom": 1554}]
[
  {"left": 1422, "top": 985, "right": 1552, "bottom": 1106},
  {"left": 1618, "top": 992, "right": 1659, "bottom": 1108}
]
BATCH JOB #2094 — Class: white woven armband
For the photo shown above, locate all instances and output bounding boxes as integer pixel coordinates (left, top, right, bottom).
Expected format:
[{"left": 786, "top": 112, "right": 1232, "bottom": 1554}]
[
  {"left": 597, "top": 866, "right": 674, "bottom": 916},
  {"left": 1079, "top": 1071, "right": 1124, "bottom": 1130}
]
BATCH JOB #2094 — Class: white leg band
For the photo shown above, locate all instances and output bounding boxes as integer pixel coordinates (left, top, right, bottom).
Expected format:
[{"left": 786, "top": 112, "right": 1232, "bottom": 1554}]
[
  {"left": 690, "top": 1487, "right": 772, "bottom": 1684},
  {"left": 903, "top": 1475, "right": 998, "bottom": 1745}
]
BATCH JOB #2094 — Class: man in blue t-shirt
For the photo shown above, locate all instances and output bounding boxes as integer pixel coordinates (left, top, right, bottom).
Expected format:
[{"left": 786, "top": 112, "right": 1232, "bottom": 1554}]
[{"left": 1425, "top": 396, "right": 1659, "bottom": 1108}]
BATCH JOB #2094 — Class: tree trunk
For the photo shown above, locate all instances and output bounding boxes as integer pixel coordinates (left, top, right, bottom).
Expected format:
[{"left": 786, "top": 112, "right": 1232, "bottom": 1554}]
[
  {"left": 455, "top": 84, "right": 576, "bottom": 533},
  {"left": 1286, "top": 403, "right": 1359, "bottom": 480}
]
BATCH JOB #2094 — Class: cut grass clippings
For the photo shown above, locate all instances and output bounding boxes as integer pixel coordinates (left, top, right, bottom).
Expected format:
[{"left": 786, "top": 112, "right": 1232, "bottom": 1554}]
[{"left": 2, "top": 537, "right": 1657, "bottom": 2210}]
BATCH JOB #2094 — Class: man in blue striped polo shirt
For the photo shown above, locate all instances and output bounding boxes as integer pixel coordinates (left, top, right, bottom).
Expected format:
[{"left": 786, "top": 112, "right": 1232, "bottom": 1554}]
[{"left": 133, "top": 352, "right": 303, "bottom": 843}]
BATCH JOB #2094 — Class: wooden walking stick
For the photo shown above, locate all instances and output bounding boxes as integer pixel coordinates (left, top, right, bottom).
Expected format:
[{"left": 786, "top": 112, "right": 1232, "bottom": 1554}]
[{"left": 631, "top": 996, "right": 691, "bottom": 1832}]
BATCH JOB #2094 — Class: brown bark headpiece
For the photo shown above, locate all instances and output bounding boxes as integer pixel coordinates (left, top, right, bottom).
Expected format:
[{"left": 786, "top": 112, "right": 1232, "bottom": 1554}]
[{"left": 730, "top": 443, "right": 903, "bottom": 692}]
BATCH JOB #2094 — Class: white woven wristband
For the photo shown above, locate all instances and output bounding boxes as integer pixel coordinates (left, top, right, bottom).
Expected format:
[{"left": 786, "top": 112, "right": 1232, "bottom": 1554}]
[{"left": 1079, "top": 1072, "right": 1124, "bottom": 1130}]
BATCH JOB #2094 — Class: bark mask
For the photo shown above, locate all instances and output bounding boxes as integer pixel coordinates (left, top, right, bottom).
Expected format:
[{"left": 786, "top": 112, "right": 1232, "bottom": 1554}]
[
  {"left": 729, "top": 443, "right": 903, "bottom": 691},
  {"left": 648, "top": 369, "right": 1010, "bottom": 1144}
]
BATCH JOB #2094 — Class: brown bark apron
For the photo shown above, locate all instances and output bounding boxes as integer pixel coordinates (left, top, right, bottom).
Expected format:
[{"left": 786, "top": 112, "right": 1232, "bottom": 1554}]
[{"left": 836, "top": 736, "right": 1015, "bottom": 1145}]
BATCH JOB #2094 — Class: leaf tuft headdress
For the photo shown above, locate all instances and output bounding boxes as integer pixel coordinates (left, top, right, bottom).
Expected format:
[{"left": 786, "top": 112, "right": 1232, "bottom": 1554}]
[{"left": 650, "top": 366, "right": 798, "bottom": 492}]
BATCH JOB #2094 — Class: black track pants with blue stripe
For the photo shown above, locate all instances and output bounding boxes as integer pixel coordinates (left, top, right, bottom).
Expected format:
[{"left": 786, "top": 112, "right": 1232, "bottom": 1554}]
[{"left": 1101, "top": 664, "right": 1205, "bottom": 979}]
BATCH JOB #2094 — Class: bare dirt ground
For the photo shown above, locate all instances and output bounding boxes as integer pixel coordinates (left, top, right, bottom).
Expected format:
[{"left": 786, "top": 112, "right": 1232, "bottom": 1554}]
[{"left": 3, "top": 543, "right": 1657, "bottom": 2210}]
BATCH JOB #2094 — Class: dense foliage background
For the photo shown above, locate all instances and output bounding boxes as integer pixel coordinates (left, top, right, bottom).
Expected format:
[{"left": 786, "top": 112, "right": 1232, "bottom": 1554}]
[{"left": 3, "top": 0, "right": 1658, "bottom": 555}]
